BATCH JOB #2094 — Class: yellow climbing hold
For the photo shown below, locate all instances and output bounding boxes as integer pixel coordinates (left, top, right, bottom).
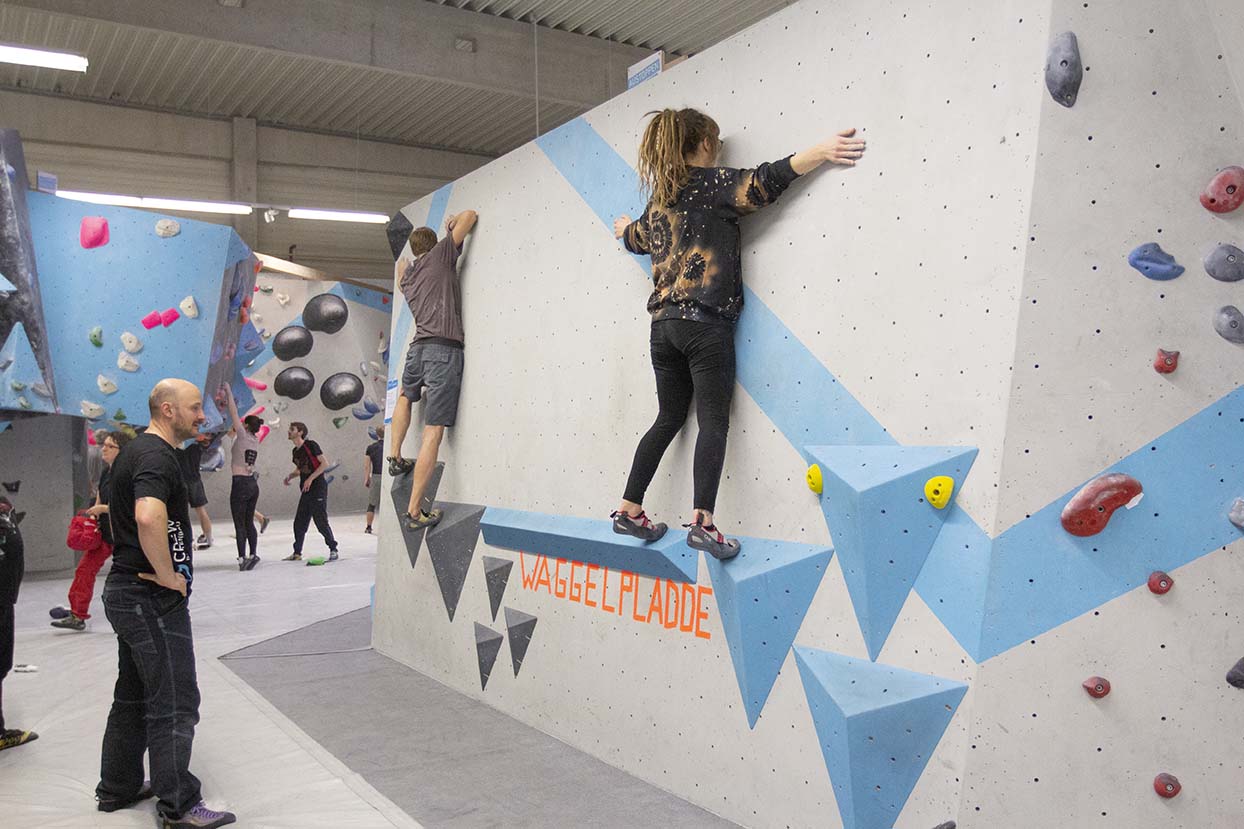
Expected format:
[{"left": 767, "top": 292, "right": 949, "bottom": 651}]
[
  {"left": 925, "top": 476, "right": 954, "bottom": 509},
  {"left": 806, "top": 464, "right": 823, "bottom": 495}
]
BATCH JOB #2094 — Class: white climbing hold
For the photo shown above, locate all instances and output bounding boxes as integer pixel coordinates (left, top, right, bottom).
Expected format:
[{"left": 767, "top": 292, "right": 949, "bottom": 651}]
[
  {"left": 377, "top": 331, "right": 388, "bottom": 354},
  {"left": 369, "top": 361, "right": 385, "bottom": 376},
  {"left": 179, "top": 296, "right": 199, "bottom": 319},
  {"left": 30, "top": 383, "right": 51, "bottom": 399},
  {"left": 117, "top": 351, "right": 140, "bottom": 372},
  {"left": 261, "top": 329, "right": 272, "bottom": 340},
  {"left": 97, "top": 375, "right": 118, "bottom": 395},
  {"left": 251, "top": 313, "right": 263, "bottom": 324},
  {"left": 275, "top": 292, "right": 290, "bottom": 307},
  {"left": 16, "top": 395, "right": 31, "bottom": 410},
  {"left": 80, "top": 400, "right": 105, "bottom": 419},
  {"left": 267, "top": 416, "right": 280, "bottom": 427},
  {"left": 120, "top": 331, "right": 143, "bottom": 353},
  {"left": 155, "top": 219, "right": 181, "bottom": 238}
]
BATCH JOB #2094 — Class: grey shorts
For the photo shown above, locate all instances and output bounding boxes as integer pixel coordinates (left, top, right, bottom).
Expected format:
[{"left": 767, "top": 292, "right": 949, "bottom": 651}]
[
  {"left": 400, "top": 341, "right": 464, "bottom": 427},
  {"left": 367, "top": 483, "right": 382, "bottom": 512}
]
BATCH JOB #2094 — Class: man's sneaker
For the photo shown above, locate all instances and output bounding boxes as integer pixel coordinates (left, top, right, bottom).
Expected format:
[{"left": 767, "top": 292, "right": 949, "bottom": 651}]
[
  {"left": 684, "top": 519, "right": 741, "bottom": 560},
  {"left": 327, "top": 550, "right": 339, "bottom": 562},
  {"left": 98, "top": 782, "right": 154, "bottom": 812},
  {"left": 364, "top": 525, "right": 373, "bottom": 534},
  {"left": 50, "top": 615, "right": 86, "bottom": 631},
  {"left": 48, "top": 605, "right": 70, "bottom": 619},
  {"left": 388, "top": 457, "right": 414, "bottom": 476},
  {"left": 0, "top": 728, "right": 38, "bottom": 752},
  {"left": 195, "top": 535, "right": 212, "bottom": 550},
  {"left": 161, "top": 801, "right": 237, "bottom": 828},
  {"left": 243, "top": 555, "right": 260, "bottom": 571},
  {"left": 404, "top": 509, "right": 442, "bottom": 531},
  {"left": 237, "top": 557, "right": 246, "bottom": 572},
  {"left": 611, "top": 510, "right": 668, "bottom": 542},
  {"left": 282, "top": 552, "right": 301, "bottom": 561},
  {"left": 259, "top": 516, "right": 270, "bottom": 534}
]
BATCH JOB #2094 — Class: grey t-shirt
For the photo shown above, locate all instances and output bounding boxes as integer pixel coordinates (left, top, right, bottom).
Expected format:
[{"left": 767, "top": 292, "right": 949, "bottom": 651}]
[
  {"left": 231, "top": 429, "right": 260, "bottom": 476},
  {"left": 400, "top": 236, "right": 464, "bottom": 344}
]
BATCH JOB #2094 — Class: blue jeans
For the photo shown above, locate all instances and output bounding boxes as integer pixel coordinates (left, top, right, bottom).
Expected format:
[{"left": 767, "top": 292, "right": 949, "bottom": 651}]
[{"left": 97, "top": 574, "right": 202, "bottom": 820}]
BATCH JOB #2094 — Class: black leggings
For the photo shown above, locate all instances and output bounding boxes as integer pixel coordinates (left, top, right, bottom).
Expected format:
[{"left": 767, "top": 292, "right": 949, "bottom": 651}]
[
  {"left": 230, "top": 475, "right": 259, "bottom": 558},
  {"left": 293, "top": 477, "right": 337, "bottom": 555},
  {"left": 623, "top": 319, "right": 735, "bottom": 514}
]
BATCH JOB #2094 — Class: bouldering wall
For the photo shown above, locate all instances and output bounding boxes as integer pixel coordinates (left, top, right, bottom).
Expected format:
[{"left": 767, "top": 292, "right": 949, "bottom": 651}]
[
  {"left": 371, "top": 0, "right": 1244, "bottom": 827},
  {"left": 0, "top": 414, "right": 88, "bottom": 571}
]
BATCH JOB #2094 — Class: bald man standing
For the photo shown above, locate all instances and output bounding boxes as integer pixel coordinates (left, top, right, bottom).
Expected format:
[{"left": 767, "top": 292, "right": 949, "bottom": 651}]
[{"left": 95, "top": 380, "right": 236, "bottom": 828}]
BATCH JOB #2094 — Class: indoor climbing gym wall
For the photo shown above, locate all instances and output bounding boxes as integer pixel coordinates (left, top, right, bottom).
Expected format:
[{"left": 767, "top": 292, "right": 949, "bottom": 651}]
[
  {"left": 200, "top": 277, "right": 392, "bottom": 518},
  {"left": 371, "top": 0, "right": 1244, "bottom": 826}
]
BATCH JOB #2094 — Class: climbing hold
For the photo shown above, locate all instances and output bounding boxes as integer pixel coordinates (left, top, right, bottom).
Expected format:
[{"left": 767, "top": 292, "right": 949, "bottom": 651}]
[
  {"left": 258, "top": 284, "right": 273, "bottom": 294},
  {"left": 386, "top": 210, "right": 414, "bottom": 259},
  {"left": 30, "top": 383, "right": 50, "bottom": 399},
  {"left": 267, "top": 417, "right": 279, "bottom": 428},
  {"left": 1060, "top": 473, "right": 1143, "bottom": 537},
  {"left": 154, "top": 218, "right": 181, "bottom": 238},
  {"left": 272, "top": 326, "right": 314, "bottom": 361},
  {"left": 97, "top": 375, "right": 117, "bottom": 395},
  {"left": 369, "top": 361, "right": 385, "bottom": 376},
  {"left": 179, "top": 296, "right": 199, "bottom": 319},
  {"left": 116, "top": 352, "right": 140, "bottom": 373},
  {"left": 160, "top": 308, "right": 180, "bottom": 327},
  {"left": 243, "top": 377, "right": 267, "bottom": 391},
  {"left": 320, "top": 372, "right": 364, "bottom": 410},
  {"left": 351, "top": 405, "right": 376, "bottom": 420},
  {"left": 1128, "top": 243, "right": 1184, "bottom": 280},
  {"left": 332, "top": 416, "right": 349, "bottom": 429},
  {"left": 79, "top": 216, "right": 110, "bottom": 249},
  {"left": 1044, "top": 31, "right": 1083, "bottom": 108},
  {"left": 362, "top": 395, "right": 381, "bottom": 414},
  {"left": 88, "top": 326, "right": 103, "bottom": 348},
  {"left": 924, "top": 475, "right": 955, "bottom": 509},
  {"left": 1229, "top": 497, "right": 1244, "bottom": 529},
  {"left": 1153, "top": 773, "right": 1181, "bottom": 799},
  {"left": 377, "top": 331, "right": 388, "bottom": 355},
  {"left": 303, "top": 293, "right": 349, "bottom": 334},
  {"left": 1227, "top": 657, "right": 1244, "bottom": 688},
  {"left": 120, "top": 331, "right": 142, "bottom": 353},
  {"left": 806, "top": 463, "right": 823, "bottom": 494},
  {"left": 80, "top": 400, "right": 105, "bottom": 419},
  {"left": 16, "top": 396, "right": 30, "bottom": 410},
  {"left": 140, "top": 310, "right": 162, "bottom": 330},
  {"left": 1147, "top": 571, "right": 1173, "bottom": 594},
  {"left": 358, "top": 361, "right": 370, "bottom": 379},
  {"left": 252, "top": 313, "right": 263, "bottom": 324},
  {"left": 275, "top": 292, "right": 290, "bottom": 307},
  {"left": 8, "top": 381, "right": 23, "bottom": 392},
  {"left": 1203, "top": 243, "right": 1244, "bottom": 282},
  {"left": 273, "top": 367, "right": 315, "bottom": 400},
  {"left": 1200, "top": 166, "right": 1244, "bottom": 213},
  {"left": 1082, "top": 676, "right": 1111, "bottom": 698},
  {"left": 1215, "top": 306, "right": 1244, "bottom": 343},
  {"left": 1153, "top": 349, "right": 1179, "bottom": 374},
  {"left": 257, "top": 425, "right": 270, "bottom": 442},
  {"left": 112, "top": 409, "right": 126, "bottom": 421},
  {"left": 261, "top": 329, "right": 272, "bottom": 340}
]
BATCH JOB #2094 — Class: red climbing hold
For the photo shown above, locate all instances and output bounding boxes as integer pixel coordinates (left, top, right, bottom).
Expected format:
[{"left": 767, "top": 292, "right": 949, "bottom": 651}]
[
  {"left": 1060, "top": 473, "right": 1143, "bottom": 537},
  {"left": 1082, "top": 676, "right": 1111, "bottom": 698},
  {"left": 1147, "top": 571, "right": 1173, "bottom": 594},
  {"left": 1201, "top": 166, "right": 1244, "bottom": 213},
  {"left": 80, "top": 217, "right": 110, "bottom": 249},
  {"left": 382, "top": 295, "right": 390, "bottom": 304},
  {"left": 1153, "top": 349, "right": 1179, "bottom": 374},
  {"left": 140, "top": 310, "right": 162, "bottom": 330},
  {"left": 1153, "top": 773, "right": 1181, "bottom": 799}
]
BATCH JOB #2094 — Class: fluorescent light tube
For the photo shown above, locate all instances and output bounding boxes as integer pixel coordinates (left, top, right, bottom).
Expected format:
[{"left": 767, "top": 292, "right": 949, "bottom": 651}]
[
  {"left": 287, "top": 208, "right": 388, "bottom": 223},
  {"left": 56, "top": 190, "right": 143, "bottom": 207},
  {"left": 0, "top": 43, "right": 88, "bottom": 72},
  {"left": 56, "top": 190, "right": 252, "bottom": 215}
]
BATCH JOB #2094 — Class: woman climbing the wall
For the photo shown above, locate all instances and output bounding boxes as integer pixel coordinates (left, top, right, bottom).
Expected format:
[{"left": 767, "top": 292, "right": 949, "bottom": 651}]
[
  {"left": 611, "top": 108, "right": 866, "bottom": 558},
  {"left": 222, "top": 384, "right": 263, "bottom": 571}
]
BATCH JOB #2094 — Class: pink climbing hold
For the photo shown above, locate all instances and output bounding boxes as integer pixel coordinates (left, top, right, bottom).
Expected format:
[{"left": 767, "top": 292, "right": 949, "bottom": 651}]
[
  {"left": 1060, "top": 473, "right": 1143, "bottom": 537},
  {"left": 244, "top": 377, "right": 268, "bottom": 391},
  {"left": 160, "top": 308, "right": 180, "bottom": 327},
  {"left": 1082, "top": 676, "right": 1111, "bottom": 699},
  {"left": 246, "top": 405, "right": 265, "bottom": 416},
  {"left": 1201, "top": 166, "right": 1244, "bottom": 213},
  {"left": 79, "top": 217, "right": 110, "bottom": 249},
  {"left": 257, "top": 424, "right": 271, "bottom": 443},
  {"left": 140, "top": 310, "right": 162, "bottom": 330},
  {"left": 1153, "top": 349, "right": 1179, "bottom": 374},
  {"left": 1147, "top": 571, "right": 1173, "bottom": 595},
  {"left": 1153, "top": 773, "right": 1181, "bottom": 799}
]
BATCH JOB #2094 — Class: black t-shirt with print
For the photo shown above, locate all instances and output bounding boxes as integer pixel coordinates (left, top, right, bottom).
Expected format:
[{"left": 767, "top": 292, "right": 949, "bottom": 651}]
[
  {"left": 365, "top": 440, "right": 383, "bottom": 475},
  {"left": 292, "top": 439, "right": 324, "bottom": 482},
  {"left": 108, "top": 433, "right": 194, "bottom": 591}
]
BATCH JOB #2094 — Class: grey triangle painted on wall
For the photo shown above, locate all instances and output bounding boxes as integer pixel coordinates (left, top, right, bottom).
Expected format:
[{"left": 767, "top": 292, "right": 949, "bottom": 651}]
[
  {"left": 388, "top": 461, "right": 444, "bottom": 568},
  {"left": 503, "top": 607, "right": 538, "bottom": 678},
  {"left": 482, "top": 555, "right": 513, "bottom": 622},
  {"left": 474, "top": 622, "right": 504, "bottom": 691},
  {"left": 425, "top": 502, "right": 485, "bottom": 621}
]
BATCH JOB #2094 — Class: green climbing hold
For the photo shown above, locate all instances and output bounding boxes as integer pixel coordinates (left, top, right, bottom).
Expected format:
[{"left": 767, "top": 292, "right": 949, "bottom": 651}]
[
  {"left": 89, "top": 326, "right": 103, "bottom": 347},
  {"left": 113, "top": 409, "right": 127, "bottom": 421},
  {"left": 332, "top": 416, "right": 349, "bottom": 429}
]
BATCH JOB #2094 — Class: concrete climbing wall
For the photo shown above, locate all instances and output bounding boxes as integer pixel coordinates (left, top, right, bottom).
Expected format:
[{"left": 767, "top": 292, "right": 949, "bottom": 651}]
[
  {"left": 200, "top": 277, "right": 392, "bottom": 519},
  {"left": 372, "top": 1, "right": 1244, "bottom": 826},
  {"left": 0, "top": 414, "right": 89, "bottom": 571}
]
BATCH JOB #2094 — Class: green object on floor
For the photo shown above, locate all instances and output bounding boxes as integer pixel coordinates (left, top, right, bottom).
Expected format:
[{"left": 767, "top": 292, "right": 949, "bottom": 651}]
[{"left": 305, "top": 556, "right": 326, "bottom": 566}]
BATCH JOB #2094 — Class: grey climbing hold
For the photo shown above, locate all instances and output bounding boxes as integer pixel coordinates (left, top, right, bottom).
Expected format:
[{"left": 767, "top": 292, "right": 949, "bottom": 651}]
[
  {"left": 274, "top": 366, "right": 315, "bottom": 400},
  {"left": 1228, "top": 657, "right": 1244, "bottom": 688},
  {"left": 504, "top": 607, "right": 538, "bottom": 677},
  {"left": 303, "top": 293, "right": 349, "bottom": 334},
  {"left": 931, "top": 823, "right": 957, "bottom": 829},
  {"left": 425, "top": 503, "right": 486, "bottom": 622},
  {"left": 1128, "top": 243, "right": 1184, "bottom": 280},
  {"left": 1045, "top": 31, "right": 1083, "bottom": 108},
  {"left": 320, "top": 372, "right": 364, "bottom": 410},
  {"left": 1230, "top": 497, "right": 1244, "bottom": 529},
  {"left": 483, "top": 556, "right": 513, "bottom": 621},
  {"left": 390, "top": 461, "right": 445, "bottom": 568},
  {"left": 272, "top": 325, "right": 313, "bottom": 361},
  {"left": 474, "top": 622, "right": 504, "bottom": 691},
  {"left": 1215, "top": 306, "right": 1244, "bottom": 343},
  {"left": 1204, "top": 243, "right": 1244, "bottom": 282}
]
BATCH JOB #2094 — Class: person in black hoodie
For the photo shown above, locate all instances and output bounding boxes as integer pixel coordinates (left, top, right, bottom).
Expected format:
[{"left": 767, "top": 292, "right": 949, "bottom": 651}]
[
  {"left": 611, "top": 107, "right": 865, "bottom": 558},
  {"left": 0, "top": 496, "right": 36, "bottom": 752}
]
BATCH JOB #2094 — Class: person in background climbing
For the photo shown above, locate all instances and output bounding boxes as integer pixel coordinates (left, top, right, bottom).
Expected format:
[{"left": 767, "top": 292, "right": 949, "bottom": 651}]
[
  {"left": 0, "top": 496, "right": 36, "bottom": 753},
  {"left": 180, "top": 432, "right": 214, "bottom": 550},
  {"left": 611, "top": 108, "right": 866, "bottom": 559},
  {"left": 387, "top": 208, "right": 478, "bottom": 532},
  {"left": 49, "top": 430, "right": 133, "bottom": 630},
  {"left": 283, "top": 421, "right": 339, "bottom": 562},
  {"left": 364, "top": 424, "right": 385, "bottom": 533},
  {"left": 222, "top": 384, "right": 263, "bottom": 571}
]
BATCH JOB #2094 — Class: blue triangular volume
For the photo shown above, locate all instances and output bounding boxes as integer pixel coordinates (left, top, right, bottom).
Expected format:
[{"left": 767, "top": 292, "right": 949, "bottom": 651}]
[
  {"left": 0, "top": 323, "right": 51, "bottom": 413},
  {"left": 806, "top": 445, "right": 977, "bottom": 661},
  {"left": 0, "top": 271, "right": 16, "bottom": 292},
  {"left": 706, "top": 537, "right": 832, "bottom": 728},
  {"left": 793, "top": 647, "right": 967, "bottom": 829},
  {"left": 224, "top": 229, "right": 252, "bottom": 269}
]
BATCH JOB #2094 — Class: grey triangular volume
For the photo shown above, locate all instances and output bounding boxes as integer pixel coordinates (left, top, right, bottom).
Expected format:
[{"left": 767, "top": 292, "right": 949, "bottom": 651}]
[
  {"left": 388, "top": 461, "right": 444, "bottom": 568},
  {"left": 474, "top": 622, "right": 504, "bottom": 691},
  {"left": 503, "top": 607, "right": 538, "bottom": 678},
  {"left": 482, "top": 556, "right": 513, "bottom": 622},
  {"left": 425, "top": 503, "right": 485, "bottom": 622}
]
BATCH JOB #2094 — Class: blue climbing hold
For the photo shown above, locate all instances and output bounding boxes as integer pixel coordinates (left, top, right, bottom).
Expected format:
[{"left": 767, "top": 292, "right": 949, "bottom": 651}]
[
  {"left": 351, "top": 405, "right": 377, "bottom": 421},
  {"left": 1128, "top": 243, "right": 1184, "bottom": 280}
]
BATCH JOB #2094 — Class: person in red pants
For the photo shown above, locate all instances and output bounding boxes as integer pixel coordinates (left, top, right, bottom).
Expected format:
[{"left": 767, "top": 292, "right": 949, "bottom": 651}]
[{"left": 50, "top": 431, "right": 132, "bottom": 631}]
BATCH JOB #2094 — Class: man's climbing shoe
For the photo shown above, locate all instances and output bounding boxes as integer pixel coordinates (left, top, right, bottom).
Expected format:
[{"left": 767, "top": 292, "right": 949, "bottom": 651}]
[
  {"left": 98, "top": 782, "right": 154, "bottom": 812},
  {"left": 388, "top": 457, "right": 414, "bottom": 476},
  {"left": 404, "top": 509, "right": 442, "bottom": 531},
  {"left": 685, "top": 519, "right": 741, "bottom": 560},
  {"left": 0, "top": 728, "right": 38, "bottom": 752},
  {"left": 611, "top": 510, "right": 668, "bottom": 542},
  {"left": 282, "top": 552, "right": 301, "bottom": 561},
  {"left": 243, "top": 555, "right": 260, "bottom": 571},
  {"left": 327, "top": 550, "right": 339, "bottom": 562},
  {"left": 161, "top": 801, "right": 237, "bottom": 828},
  {"left": 50, "top": 615, "right": 86, "bottom": 631}
]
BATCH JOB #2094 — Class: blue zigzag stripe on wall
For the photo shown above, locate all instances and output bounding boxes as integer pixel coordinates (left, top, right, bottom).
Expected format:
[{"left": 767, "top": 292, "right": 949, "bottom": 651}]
[
  {"left": 387, "top": 184, "right": 454, "bottom": 393},
  {"left": 534, "top": 115, "right": 1244, "bottom": 663}
]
